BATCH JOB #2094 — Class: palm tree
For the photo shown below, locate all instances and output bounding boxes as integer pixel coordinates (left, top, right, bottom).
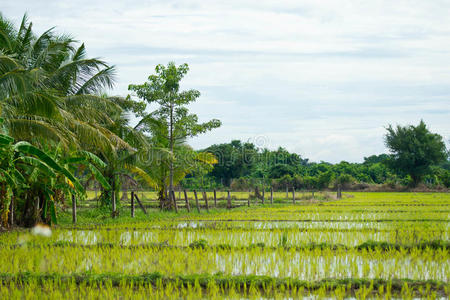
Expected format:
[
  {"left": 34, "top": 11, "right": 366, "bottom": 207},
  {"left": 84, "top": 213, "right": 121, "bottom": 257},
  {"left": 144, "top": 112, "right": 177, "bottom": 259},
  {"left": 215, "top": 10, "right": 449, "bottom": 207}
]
[
  {"left": 0, "top": 13, "right": 139, "bottom": 224},
  {"left": 0, "top": 13, "right": 127, "bottom": 155}
]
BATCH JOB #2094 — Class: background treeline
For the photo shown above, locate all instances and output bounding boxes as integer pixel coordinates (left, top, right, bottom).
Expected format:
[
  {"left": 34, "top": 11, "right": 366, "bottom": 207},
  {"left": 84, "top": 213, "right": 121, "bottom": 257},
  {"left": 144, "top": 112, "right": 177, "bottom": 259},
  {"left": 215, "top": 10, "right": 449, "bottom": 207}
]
[{"left": 181, "top": 140, "right": 450, "bottom": 190}]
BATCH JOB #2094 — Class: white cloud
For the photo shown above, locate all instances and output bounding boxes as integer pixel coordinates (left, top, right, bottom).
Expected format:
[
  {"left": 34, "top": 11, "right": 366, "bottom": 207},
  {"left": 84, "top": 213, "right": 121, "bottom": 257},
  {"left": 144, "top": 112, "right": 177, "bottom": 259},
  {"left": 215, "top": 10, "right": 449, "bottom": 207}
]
[{"left": 2, "top": 0, "right": 449, "bottom": 162}]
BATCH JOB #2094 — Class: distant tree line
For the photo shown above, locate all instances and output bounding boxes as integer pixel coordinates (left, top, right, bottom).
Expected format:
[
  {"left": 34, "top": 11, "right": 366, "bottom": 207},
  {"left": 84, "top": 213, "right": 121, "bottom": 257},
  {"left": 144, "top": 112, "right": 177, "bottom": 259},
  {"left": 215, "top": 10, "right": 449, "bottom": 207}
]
[{"left": 182, "top": 121, "right": 449, "bottom": 190}]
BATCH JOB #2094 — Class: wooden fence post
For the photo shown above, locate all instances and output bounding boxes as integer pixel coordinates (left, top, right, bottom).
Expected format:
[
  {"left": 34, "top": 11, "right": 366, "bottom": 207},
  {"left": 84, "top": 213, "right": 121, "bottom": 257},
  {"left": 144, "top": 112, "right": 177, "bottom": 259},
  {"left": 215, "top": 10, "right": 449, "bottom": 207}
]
[
  {"left": 171, "top": 190, "right": 178, "bottom": 213},
  {"left": 213, "top": 189, "right": 217, "bottom": 207},
  {"left": 262, "top": 189, "right": 265, "bottom": 204},
  {"left": 286, "top": 187, "right": 288, "bottom": 199},
  {"left": 131, "top": 191, "right": 135, "bottom": 217},
  {"left": 227, "top": 190, "right": 231, "bottom": 209},
  {"left": 72, "top": 194, "right": 77, "bottom": 224},
  {"left": 270, "top": 187, "right": 273, "bottom": 204},
  {"left": 194, "top": 190, "right": 200, "bottom": 212},
  {"left": 184, "top": 190, "right": 190, "bottom": 212},
  {"left": 292, "top": 188, "right": 295, "bottom": 204},
  {"left": 337, "top": 185, "right": 342, "bottom": 199},
  {"left": 203, "top": 191, "right": 209, "bottom": 212}
]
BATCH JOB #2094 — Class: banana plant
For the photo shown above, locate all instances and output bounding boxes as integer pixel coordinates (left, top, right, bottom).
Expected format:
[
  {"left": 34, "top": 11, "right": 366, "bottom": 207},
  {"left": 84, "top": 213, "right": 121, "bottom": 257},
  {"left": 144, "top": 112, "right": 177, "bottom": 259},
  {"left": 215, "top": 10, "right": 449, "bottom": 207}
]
[{"left": 0, "top": 127, "right": 110, "bottom": 227}]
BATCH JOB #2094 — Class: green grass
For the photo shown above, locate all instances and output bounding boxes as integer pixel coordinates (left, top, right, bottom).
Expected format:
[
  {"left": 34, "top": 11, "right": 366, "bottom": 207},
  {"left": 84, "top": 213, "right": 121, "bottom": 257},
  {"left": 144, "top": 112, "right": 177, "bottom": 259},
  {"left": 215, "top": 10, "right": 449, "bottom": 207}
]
[{"left": 1, "top": 192, "right": 449, "bottom": 298}]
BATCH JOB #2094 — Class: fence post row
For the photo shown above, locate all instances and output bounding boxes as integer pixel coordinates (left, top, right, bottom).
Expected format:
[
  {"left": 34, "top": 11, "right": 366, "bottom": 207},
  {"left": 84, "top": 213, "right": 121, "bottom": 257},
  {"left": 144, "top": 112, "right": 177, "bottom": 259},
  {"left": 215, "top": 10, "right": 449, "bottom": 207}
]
[
  {"left": 72, "top": 194, "right": 77, "bottom": 224},
  {"left": 112, "top": 188, "right": 347, "bottom": 218},
  {"left": 184, "top": 190, "right": 190, "bottom": 212},
  {"left": 193, "top": 190, "right": 200, "bottom": 212}
]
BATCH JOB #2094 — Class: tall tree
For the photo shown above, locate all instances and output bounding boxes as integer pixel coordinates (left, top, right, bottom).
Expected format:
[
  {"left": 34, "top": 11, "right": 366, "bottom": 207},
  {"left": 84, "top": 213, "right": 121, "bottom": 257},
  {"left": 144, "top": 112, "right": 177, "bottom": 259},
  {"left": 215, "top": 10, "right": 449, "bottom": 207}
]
[
  {"left": 0, "top": 13, "right": 125, "bottom": 154},
  {"left": 385, "top": 120, "right": 447, "bottom": 187},
  {"left": 0, "top": 13, "right": 137, "bottom": 223},
  {"left": 129, "top": 62, "right": 221, "bottom": 208}
]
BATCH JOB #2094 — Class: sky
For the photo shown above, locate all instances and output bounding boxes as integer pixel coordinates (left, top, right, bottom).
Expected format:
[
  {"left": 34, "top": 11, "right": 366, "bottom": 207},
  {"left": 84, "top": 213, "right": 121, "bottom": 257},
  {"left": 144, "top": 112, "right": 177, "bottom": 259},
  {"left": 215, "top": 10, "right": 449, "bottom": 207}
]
[{"left": 2, "top": 0, "right": 450, "bottom": 163}]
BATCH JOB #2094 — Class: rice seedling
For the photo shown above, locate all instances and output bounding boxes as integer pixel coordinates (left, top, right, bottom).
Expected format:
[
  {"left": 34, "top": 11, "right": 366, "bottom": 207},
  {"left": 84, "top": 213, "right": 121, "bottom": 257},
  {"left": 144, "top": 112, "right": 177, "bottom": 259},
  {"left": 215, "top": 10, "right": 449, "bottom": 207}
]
[{"left": 0, "top": 192, "right": 448, "bottom": 298}]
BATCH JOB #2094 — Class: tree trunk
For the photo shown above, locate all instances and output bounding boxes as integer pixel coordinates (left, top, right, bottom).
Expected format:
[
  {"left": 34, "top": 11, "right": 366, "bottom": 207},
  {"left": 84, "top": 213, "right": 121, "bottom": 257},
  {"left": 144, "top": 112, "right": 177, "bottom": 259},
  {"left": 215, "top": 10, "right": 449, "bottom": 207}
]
[
  {"left": 411, "top": 174, "right": 421, "bottom": 187},
  {"left": 168, "top": 100, "right": 174, "bottom": 209},
  {"left": 158, "top": 186, "right": 172, "bottom": 210},
  {"left": 21, "top": 192, "right": 42, "bottom": 227}
]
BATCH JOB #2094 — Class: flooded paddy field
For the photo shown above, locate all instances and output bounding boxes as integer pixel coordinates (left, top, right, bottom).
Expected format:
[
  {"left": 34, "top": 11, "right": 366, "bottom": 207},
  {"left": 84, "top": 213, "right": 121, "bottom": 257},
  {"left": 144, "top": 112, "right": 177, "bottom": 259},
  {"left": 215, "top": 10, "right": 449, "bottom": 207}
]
[{"left": 1, "top": 192, "right": 448, "bottom": 298}]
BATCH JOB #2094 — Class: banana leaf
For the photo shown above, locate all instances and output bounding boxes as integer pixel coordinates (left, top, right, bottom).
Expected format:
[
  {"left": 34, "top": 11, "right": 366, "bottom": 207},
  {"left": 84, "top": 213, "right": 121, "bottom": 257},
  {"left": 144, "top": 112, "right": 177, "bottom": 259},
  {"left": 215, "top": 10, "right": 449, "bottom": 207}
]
[
  {"left": 14, "top": 141, "right": 84, "bottom": 194},
  {"left": 76, "top": 150, "right": 107, "bottom": 168},
  {"left": 88, "top": 164, "right": 111, "bottom": 190},
  {"left": 0, "top": 134, "right": 14, "bottom": 146},
  {"left": 16, "top": 156, "right": 57, "bottom": 178}
]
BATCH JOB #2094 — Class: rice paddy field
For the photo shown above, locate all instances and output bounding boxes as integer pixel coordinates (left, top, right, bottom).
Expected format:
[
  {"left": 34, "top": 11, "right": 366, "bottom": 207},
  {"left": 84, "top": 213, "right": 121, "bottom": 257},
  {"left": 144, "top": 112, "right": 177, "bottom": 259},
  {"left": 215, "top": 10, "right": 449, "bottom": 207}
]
[{"left": 0, "top": 192, "right": 449, "bottom": 299}]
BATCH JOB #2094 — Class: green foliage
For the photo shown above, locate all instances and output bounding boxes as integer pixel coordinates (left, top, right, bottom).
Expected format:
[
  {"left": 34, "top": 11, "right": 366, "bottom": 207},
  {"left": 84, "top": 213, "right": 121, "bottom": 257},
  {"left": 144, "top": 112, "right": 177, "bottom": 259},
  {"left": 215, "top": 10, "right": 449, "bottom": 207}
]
[
  {"left": 0, "top": 132, "right": 107, "bottom": 226},
  {"left": 268, "top": 164, "right": 295, "bottom": 179},
  {"left": 129, "top": 62, "right": 221, "bottom": 208},
  {"left": 189, "top": 239, "right": 209, "bottom": 249},
  {"left": 184, "top": 137, "right": 449, "bottom": 190},
  {"left": 335, "top": 174, "right": 355, "bottom": 188},
  {"left": 385, "top": 120, "right": 448, "bottom": 186}
]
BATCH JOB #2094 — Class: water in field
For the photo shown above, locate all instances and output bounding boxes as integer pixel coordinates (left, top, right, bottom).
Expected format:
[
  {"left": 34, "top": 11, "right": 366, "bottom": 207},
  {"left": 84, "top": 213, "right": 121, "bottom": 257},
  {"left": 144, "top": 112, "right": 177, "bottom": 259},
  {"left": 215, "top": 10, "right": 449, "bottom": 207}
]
[
  {"left": 50, "top": 220, "right": 448, "bottom": 247},
  {"left": 1, "top": 192, "right": 449, "bottom": 299}
]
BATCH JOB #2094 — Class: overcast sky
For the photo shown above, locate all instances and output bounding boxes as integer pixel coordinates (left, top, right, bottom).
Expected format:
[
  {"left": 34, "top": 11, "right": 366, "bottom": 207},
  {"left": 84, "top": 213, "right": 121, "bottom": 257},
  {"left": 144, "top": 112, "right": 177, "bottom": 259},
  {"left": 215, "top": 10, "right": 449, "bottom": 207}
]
[{"left": 2, "top": 1, "right": 450, "bottom": 162}]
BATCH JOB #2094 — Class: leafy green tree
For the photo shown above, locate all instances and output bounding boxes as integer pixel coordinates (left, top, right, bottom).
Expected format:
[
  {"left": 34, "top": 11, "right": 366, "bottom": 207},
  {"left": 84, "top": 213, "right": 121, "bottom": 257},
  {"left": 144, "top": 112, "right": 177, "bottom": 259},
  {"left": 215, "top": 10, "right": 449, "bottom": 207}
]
[
  {"left": 385, "top": 120, "right": 448, "bottom": 187},
  {"left": 205, "top": 141, "right": 252, "bottom": 186},
  {"left": 314, "top": 171, "right": 333, "bottom": 189},
  {"left": 129, "top": 62, "right": 221, "bottom": 208},
  {"left": 334, "top": 173, "right": 355, "bottom": 189},
  {"left": 268, "top": 164, "right": 295, "bottom": 179},
  {"left": 363, "top": 154, "right": 389, "bottom": 165}
]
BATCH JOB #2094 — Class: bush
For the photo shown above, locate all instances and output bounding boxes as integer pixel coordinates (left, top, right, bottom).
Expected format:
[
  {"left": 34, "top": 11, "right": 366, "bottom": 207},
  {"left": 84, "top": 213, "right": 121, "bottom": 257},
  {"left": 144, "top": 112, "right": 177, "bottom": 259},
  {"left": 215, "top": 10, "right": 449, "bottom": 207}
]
[
  {"left": 334, "top": 174, "right": 354, "bottom": 189},
  {"left": 189, "top": 239, "right": 208, "bottom": 249}
]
